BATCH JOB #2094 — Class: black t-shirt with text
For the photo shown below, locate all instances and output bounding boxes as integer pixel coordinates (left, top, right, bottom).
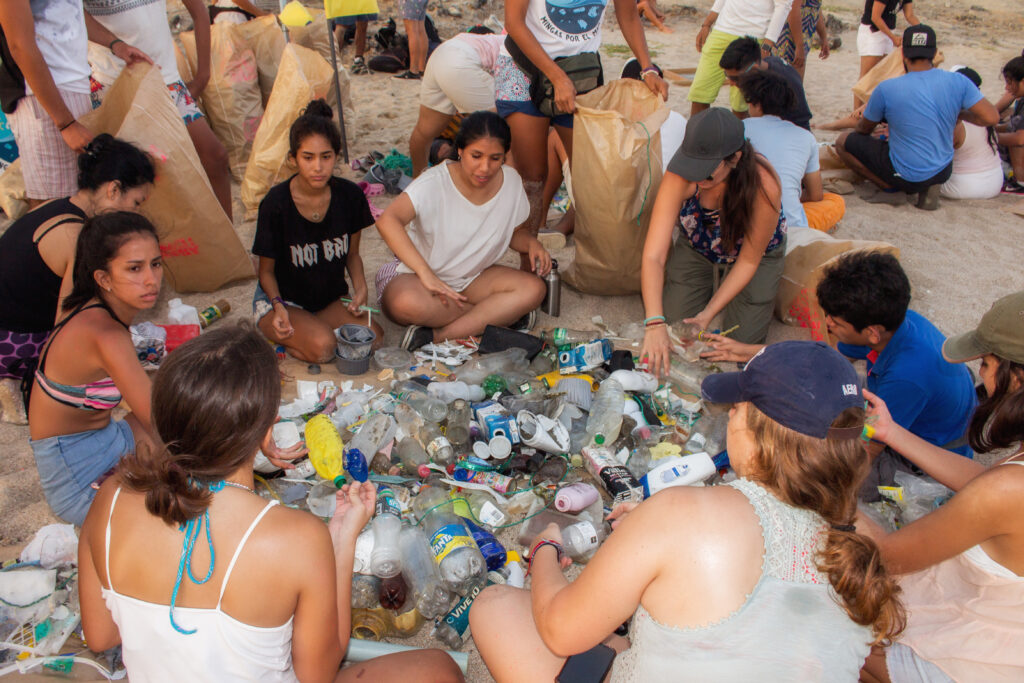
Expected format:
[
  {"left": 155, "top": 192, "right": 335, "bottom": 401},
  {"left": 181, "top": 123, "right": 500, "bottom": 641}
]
[
  {"left": 252, "top": 176, "right": 374, "bottom": 313},
  {"left": 861, "top": 0, "right": 910, "bottom": 30}
]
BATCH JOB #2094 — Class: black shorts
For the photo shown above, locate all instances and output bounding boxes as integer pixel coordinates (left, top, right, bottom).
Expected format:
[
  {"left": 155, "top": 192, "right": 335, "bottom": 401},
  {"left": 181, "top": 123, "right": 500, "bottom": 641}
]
[{"left": 844, "top": 133, "right": 952, "bottom": 193}]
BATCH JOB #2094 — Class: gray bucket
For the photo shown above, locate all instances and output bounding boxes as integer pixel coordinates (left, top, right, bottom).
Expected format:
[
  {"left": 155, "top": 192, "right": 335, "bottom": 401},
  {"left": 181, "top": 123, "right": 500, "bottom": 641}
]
[{"left": 335, "top": 324, "right": 376, "bottom": 375}]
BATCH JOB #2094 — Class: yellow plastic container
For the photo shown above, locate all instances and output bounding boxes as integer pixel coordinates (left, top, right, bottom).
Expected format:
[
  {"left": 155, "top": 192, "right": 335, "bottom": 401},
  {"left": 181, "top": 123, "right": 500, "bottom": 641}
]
[
  {"left": 536, "top": 372, "right": 598, "bottom": 390},
  {"left": 305, "top": 414, "right": 346, "bottom": 487}
]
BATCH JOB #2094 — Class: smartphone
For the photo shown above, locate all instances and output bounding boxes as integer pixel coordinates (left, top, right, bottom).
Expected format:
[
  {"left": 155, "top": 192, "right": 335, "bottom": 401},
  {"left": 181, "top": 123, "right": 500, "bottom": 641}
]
[{"left": 556, "top": 643, "right": 616, "bottom": 683}]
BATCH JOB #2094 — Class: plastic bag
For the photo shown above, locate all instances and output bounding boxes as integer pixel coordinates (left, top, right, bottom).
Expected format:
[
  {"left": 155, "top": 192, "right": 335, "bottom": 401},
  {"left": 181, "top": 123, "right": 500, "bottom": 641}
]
[
  {"left": 564, "top": 79, "right": 668, "bottom": 295},
  {"left": 180, "top": 25, "right": 264, "bottom": 181},
  {"left": 289, "top": 10, "right": 335, "bottom": 64},
  {"left": 232, "top": 15, "right": 287, "bottom": 104},
  {"left": 241, "top": 43, "right": 350, "bottom": 214},
  {"left": 80, "top": 63, "right": 255, "bottom": 292},
  {"left": 893, "top": 471, "right": 952, "bottom": 525}
]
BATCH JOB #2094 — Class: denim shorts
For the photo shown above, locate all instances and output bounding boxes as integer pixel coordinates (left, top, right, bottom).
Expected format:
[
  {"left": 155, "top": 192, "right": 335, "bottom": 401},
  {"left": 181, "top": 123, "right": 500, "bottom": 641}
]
[
  {"left": 494, "top": 55, "right": 574, "bottom": 129},
  {"left": 252, "top": 283, "right": 299, "bottom": 322},
  {"left": 29, "top": 419, "right": 134, "bottom": 526}
]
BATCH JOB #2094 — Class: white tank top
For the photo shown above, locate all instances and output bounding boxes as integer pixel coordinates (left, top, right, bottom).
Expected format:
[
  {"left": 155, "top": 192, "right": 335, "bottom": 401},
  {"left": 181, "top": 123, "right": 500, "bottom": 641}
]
[
  {"left": 952, "top": 122, "right": 1001, "bottom": 175},
  {"left": 609, "top": 478, "right": 872, "bottom": 682},
  {"left": 101, "top": 488, "right": 298, "bottom": 683}
]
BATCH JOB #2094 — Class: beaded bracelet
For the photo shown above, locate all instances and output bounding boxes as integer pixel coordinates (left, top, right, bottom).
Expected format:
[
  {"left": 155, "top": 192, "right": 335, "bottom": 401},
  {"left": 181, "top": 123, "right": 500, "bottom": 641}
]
[
  {"left": 526, "top": 539, "right": 564, "bottom": 576},
  {"left": 640, "top": 66, "right": 660, "bottom": 79},
  {"left": 643, "top": 315, "right": 665, "bottom": 325},
  {"left": 108, "top": 38, "right": 124, "bottom": 52}
]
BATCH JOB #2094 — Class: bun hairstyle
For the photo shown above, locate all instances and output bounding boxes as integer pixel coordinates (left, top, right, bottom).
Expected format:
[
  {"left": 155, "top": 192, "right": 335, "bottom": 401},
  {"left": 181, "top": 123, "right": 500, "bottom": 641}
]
[
  {"left": 118, "top": 323, "right": 280, "bottom": 526},
  {"left": 744, "top": 404, "right": 906, "bottom": 644},
  {"left": 77, "top": 134, "right": 155, "bottom": 193},
  {"left": 449, "top": 111, "right": 511, "bottom": 160},
  {"left": 62, "top": 211, "right": 159, "bottom": 313},
  {"left": 289, "top": 98, "right": 341, "bottom": 157}
]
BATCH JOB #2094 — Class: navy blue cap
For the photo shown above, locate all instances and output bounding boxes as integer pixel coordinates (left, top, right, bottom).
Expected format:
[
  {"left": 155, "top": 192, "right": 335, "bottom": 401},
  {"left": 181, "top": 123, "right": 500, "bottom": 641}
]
[{"left": 701, "top": 341, "right": 864, "bottom": 439}]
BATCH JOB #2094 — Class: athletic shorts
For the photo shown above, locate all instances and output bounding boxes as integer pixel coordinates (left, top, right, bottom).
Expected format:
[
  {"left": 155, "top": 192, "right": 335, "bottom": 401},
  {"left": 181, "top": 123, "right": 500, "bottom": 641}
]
[
  {"left": 91, "top": 77, "right": 203, "bottom": 125},
  {"left": 843, "top": 133, "right": 952, "bottom": 193},
  {"left": 688, "top": 29, "right": 747, "bottom": 111},
  {"left": 494, "top": 54, "right": 573, "bottom": 128},
  {"left": 7, "top": 90, "right": 93, "bottom": 200},
  {"left": 421, "top": 39, "right": 496, "bottom": 115},
  {"left": 857, "top": 24, "right": 896, "bottom": 57},
  {"left": 29, "top": 418, "right": 134, "bottom": 526},
  {"left": 401, "top": 0, "right": 428, "bottom": 21}
]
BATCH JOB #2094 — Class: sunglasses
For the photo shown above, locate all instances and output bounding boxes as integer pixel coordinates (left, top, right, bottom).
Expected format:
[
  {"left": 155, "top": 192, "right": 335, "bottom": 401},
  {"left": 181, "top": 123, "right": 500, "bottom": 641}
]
[{"left": 725, "top": 62, "right": 756, "bottom": 83}]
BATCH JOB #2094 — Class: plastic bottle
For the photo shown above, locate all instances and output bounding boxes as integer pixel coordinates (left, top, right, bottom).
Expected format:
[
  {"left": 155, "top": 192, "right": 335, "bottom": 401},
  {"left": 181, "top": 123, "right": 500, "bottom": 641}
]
[
  {"left": 451, "top": 468, "right": 514, "bottom": 493},
  {"left": 563, "top": 521, "right": 601, "bottom": 561},
  {"left": 351, "top": 574, "right": 381, "bottom": 609},
  {"left": 351, "top": 606, "right": 424, "bottom": 641},
  {"left": 378, "top": 574, "right": 408, "bottom": 611},
  {"left": 582, "top": 441, "right": 643, "bottom": 504},
  {"left": 411, "top": 485, "right": 486, "bottom": 595},
  {"left": 398, "top": 525, "right": 453, "bottom": 619},
  {"left": 554, "top": 482, "right": 600, "bottom": 513},
  {"left": 540, "top": 328, "right": 601, "bottom": 347},
  {"left": 456, "top": 348, "right": 530, "bottom": 385},
  {"left": 396, "top": 388, "right": 448, "bottom": 423},
  {"left": 431, "top": 574, "right": 503, "bottom": 649},
  {"left": 419, "top": 422, "right": 454, "bottom": 466},
  {"left": 428, "top": 381, "right": 485, "bottom": 403},
  {"left": 369, "top": 486, "right": 403, "bottom": 578},
  {"left": 167, "top": 298, "right": 201, "bottom": 326},
  {"left": 684, "top": 412, "right": 729, "bottom": 456},
  {"left": 396, "top": 436, "right": 428, "bottom": 475},
  {"left": 640, "top": 453, "right": 716, "bottom": 498},
  {"left": 343, "top": 449, "right": 369, "bottom": 482},
  {"left": 608, "top": 369, "right": 658, "bottom": 393},
  {"left": 464, "top": 518, "right": 507, "bottom": 571},
  {"left": 542, "top": 258, "right": 560, "bottom": 317},
  {"left": 346, "top": 413, "right": 397, "bottom": 461},
  {"left": 304, "top": 414, "right": 347, "bottom": 487},
  {"left": 585, "top": 379, "right": 626, "bottom": 446},
  {"left": 626, "top": 442, "right": 653, "bottom": 480},
  {"left": 466, "top": 490, "right": 507, "bottom": 528},
  {"left": 445, "top": 399, "right": 472, "bottom": 449},
  {"left": 393, "top": 401, "right": 423, "bottom": 437},
  {"left": 197, "top": 299, "right": 231, "bottom": 328}
]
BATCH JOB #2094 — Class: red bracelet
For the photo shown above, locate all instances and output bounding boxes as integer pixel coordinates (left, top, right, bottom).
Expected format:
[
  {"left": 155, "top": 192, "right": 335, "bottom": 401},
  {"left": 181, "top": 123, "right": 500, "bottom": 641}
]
[{"left": 526, "top": 539, "right": 564, "bottom": 576}]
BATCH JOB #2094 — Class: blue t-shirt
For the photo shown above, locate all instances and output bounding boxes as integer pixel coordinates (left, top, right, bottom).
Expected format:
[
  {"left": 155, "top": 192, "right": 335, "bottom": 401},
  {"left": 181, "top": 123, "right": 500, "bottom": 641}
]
[
  {"left": 863, "top": 69, "right": 984, "bottom": 182},
  {"left": 744, "top": 115, "right": 819, "bottom": 228},
  {"left": 838, "top": 310, "right": 976, "bottom": 456}
]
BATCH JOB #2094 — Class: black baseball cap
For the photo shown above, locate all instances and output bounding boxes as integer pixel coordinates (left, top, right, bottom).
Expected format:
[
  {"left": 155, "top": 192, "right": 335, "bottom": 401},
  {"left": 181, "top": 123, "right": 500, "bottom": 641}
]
[
  {"left": 701, "top": 341, "right": 864, "bottom": 439},
  {"left": 666, "top": 108, "right": 745, "bottom": 182},
  {"left": 902, "top": 24, "right": 937, "bottom": 60}
]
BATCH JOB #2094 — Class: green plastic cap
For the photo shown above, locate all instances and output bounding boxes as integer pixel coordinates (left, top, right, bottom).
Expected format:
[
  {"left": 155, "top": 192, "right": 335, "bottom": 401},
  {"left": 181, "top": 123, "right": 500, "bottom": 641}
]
[
  {"left": 333, "top": 475, "right": 347, "bottom": 488},
  {"left": 594, "top": 434, "right": 605, "bottom": 445}
]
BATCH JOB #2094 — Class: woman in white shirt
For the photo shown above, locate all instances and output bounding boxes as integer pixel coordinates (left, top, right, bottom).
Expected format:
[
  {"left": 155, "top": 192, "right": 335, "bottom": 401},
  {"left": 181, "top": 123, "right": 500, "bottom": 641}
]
[
  {"left": 376, "top": 111, "right": 551, "bottom": 350},
  {"left": 940, "top": 67, "right": 1003, "bottom": 200}
]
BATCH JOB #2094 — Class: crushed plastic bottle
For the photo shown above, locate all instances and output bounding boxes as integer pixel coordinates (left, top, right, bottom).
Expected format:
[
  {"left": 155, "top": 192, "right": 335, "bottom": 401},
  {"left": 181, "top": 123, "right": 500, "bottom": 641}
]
[
  {"left": 396, "top": 436, "right": 428, "bottom": 475},
  {"left": 411, "top": 486, "right": 486, "bottom": 595},
  {"left": 369, "top": 486, "right": 403, "bottom": 578},
  {"left": 351, "top": 606, "right": 424, "bottom": 641},
  {"left": 464, "top": 518, "right": 507, "bottom": 571},
  {"left": 305, "top": 414, "right": 347, "bottom": 487},
  {"left": 431, "top": 573, "right": 503, "bottom": 649},
  {"left": 582, "top": 441, "right": 643, "bottom": 504},
  {"left": 684, "top": 412, "right": 729, "bottom": 456},
  {"left": 396, "top": 387, "right": 448, "bottom": 423},
  {"left": 419, "top": 422, "right": 454, "bottom": 466},
  {"left": 399, "top": 524, "right": 453, "bottom": 619},
  {"left": 540, "top": 328, "right": 601, "bottom": 347},
  {"left": 428, "top": 381, "right": 485, "bottom": 403},
  {"left": 351, "top": 574, "right": 382, "bottom": 609},
  {"left": 585, "top": 379, "right": 626, "bottom": 446},
  {"left": 346, "top": 413, "right": 396, "bottom": 462}
]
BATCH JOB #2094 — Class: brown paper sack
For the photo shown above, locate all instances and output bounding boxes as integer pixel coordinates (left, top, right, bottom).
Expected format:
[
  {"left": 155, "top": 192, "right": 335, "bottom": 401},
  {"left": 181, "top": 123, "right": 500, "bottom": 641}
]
[
  {"left": 231, "top": 15, "right": 287, "bottom": 105},
  {"left": 80, "top": 63, "right": 254, "bottom": 292},
  {"left": 775, "top": 239, "right": 898, "bottom": 346},
  {"left": 0, "top": 159, "right": 28, "bottom": 221},
  {"left": 241, "top": 43, "right": 351, "bottom": 214},
  {"left": 564, "top": 79, "right": 668, "bottom": 295},
  {"left": 852, "top": 48, "right": 944, "bottom": 103},
  {"left": 180, "top": 26, "right": 264, "bottom": 181},
  {"left": 290, "top": 11, "right": 335, "bottom": 65}
]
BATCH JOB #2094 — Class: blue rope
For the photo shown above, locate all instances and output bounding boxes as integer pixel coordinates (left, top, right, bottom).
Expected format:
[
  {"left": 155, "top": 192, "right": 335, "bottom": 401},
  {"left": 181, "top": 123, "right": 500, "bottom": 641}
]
[{"left": 168, "top": 480, "right": 225, "bottom": 635}]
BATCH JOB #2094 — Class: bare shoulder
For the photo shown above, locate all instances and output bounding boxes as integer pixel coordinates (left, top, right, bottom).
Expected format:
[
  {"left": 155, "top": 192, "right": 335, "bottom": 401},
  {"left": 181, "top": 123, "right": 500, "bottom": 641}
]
[
  {"left": 246, "top": 505, "right": 333, "bottom": 572},
  {"left": 640, "top": 484, "right": 759, "bottom": 535}
]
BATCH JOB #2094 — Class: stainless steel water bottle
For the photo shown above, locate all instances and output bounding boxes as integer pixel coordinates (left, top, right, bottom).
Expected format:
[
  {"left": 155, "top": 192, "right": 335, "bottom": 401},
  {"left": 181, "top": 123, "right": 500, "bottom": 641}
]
[{"left": 542, "top": 259, "right": 561, "bottom": 317}]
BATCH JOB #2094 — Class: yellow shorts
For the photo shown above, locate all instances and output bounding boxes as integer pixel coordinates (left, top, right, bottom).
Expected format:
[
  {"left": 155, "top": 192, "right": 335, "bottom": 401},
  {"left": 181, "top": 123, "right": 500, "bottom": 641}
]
[{"left": 687, "top": 29, "right": 749, "bottom": 112}]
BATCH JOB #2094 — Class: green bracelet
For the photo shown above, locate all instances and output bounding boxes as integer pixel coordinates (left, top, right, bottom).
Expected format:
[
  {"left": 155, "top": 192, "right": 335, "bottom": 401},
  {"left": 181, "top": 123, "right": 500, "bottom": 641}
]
[
  {"left": 108, "top": 38, "right": 124, "bottom": 52},
  {"left": 643, "top": 315, "right": 666, "bottom": 325}
]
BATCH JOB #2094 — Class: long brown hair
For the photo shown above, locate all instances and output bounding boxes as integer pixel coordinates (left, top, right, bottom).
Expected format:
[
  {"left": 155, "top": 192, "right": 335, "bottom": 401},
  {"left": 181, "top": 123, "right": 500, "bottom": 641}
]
[
  {"left": 719, "top": 141, "right": 781, "bottom": 253},
  {"left": 118, "top": 323, "right": 280, "bottom": 525},
  {"left": 968, "top": 357, "right": 1024, "bottom": 453},
  {"left": 744, "top": 404, "right": 906, "bottom": 644}
]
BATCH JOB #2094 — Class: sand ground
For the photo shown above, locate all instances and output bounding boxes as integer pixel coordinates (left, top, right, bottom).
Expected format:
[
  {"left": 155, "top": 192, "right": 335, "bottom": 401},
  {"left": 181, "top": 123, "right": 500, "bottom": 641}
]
[{"left": 1, "top": 0, "right": 1023, "bottom": 679}]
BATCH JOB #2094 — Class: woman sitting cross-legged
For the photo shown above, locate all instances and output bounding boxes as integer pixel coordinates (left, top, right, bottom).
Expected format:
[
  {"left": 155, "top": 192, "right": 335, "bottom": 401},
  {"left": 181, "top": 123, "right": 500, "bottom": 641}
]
[{"left": 375, "top": 111, "right": 550, "bottom": 350}]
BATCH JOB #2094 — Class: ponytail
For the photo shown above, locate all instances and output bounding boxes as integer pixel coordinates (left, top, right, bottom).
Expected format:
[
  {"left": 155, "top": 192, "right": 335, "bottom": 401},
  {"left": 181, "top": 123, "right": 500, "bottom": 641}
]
[{"left": 719, "top": 141, "right": 780, "bottom": 253}]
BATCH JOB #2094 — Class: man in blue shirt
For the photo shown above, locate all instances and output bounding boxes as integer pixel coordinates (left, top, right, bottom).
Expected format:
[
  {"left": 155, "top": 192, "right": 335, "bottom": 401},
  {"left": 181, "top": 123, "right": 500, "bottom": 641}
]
[
  {"left": 815, "top": 251, "right": 977, "bottom": 500},
  {"left": 835, "top": 24, "right": 998, "bottom": 210}
]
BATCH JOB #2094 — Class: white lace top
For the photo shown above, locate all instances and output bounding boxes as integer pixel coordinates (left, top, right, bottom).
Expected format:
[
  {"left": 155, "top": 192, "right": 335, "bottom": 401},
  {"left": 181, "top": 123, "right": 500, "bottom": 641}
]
[{"left": 609, "top": 478, "right": 872, "bottom": 682}]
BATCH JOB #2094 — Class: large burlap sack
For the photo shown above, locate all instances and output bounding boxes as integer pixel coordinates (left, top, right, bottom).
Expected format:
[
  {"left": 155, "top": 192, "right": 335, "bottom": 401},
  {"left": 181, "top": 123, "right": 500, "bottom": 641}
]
[
  {"left": 564, "top": 79, "right": 668, "bottom": 295},
  {"left": 0, "top": 159, "right": 27, "bottom": 221},
  {"left": 852, "top": 48, "right": 944, "bottom": 103},
  {"left": 290, "top": 11, "right": 335, "bottom": 64},
  {"left": 775, "top": 232, "right": 898, "bottom": 345},
  {"left": 232, "top": 15, "right": 287, "bottom": 104},
  {"left": 81, "top": 63, "right": 254, "bottom": 292},
  {"left": 241, "top": 43, "right": 351, "bottom": 214},
  {"left": 180, "top": 25, "right": 264, "bottom": 180}
]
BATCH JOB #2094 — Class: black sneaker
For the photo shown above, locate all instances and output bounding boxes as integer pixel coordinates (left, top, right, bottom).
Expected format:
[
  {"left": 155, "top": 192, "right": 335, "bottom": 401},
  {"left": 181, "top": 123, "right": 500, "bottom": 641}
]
[
  {"left": 510, "top": 310, "right": 538, "bottom": 333},
  {"left": 392, "top": 70, "right": 422, "bottom": 80},
  {"left": 400, "top": 325, "right": 434, "bottom": 350},
  {"left": 1002, "top": 178, "right": 1024, "bottom": 195},
  {"left": 351, "top": 57, "right": 369, "bottom": 75}
]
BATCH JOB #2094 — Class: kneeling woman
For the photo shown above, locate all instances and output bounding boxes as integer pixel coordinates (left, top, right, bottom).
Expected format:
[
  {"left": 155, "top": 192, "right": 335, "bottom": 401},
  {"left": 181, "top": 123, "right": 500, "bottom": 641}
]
[
  {"left": 471, "top": 342, "right": 904, "bottom": 681},
  {"left": 376, "top": 111, "right": 550, "bottom": 350},
  {"left": 253, "top": 100, "right": 383, "bottom": 363},
  {"left": 28, "top": 212, "right": 161, "bottom": 526}
]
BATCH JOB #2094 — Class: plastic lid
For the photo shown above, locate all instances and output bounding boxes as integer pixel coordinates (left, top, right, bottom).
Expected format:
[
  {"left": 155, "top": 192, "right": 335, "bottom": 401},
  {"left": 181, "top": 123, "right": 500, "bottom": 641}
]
[
  {"left": 417, "top": 464, "right": 431, "bottom": 479},
  {"left": 489, "top": 435, "right": 512, "bottom": 459},
  {"left": 594, "top": 434, "right": 605, "bottom": 445}
]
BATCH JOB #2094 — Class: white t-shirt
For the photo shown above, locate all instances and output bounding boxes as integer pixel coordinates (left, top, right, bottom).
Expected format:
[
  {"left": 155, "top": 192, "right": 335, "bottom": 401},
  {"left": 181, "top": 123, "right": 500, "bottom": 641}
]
[
  {"left": 453, "top": 33, "right": 504, "bottom": 74},
  {"left": 710, "top": 0, "right": 794, "bottom": 43},
  {"left": 26, "top": 0, "right": 91, "bottom": 94},
  {"left": 397, "top": 163, "right": 530, "bottom": 292},
  {"left": 83, "top": 0, "right": 182, "bottom": 86},
  {"left": 501, "top": 0, "right": 608, "bottom": 61}
]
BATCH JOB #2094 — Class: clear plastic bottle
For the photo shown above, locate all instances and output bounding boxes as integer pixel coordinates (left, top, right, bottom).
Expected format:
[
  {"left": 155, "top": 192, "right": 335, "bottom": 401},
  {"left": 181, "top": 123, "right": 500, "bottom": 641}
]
[
  {"left": 411, "top": 485, "right": 486, "bottom": 594},
  {"left": 394, "top": 401, "right": 423, "bottom": 436},
  {"left": 346, "top": 413, "right": 396, "bottom": 461},
  {"left": 396, "top": 436, "right": 428, "bottom": 475},
  {"left": 684, "top": 412, "right": 729, "bottom": 456},
  {"left": 466, "top": 490, "right": 507, "bottom": 529},
  {"left": 351, "top": 573, "right": 381, "bottom": 609},
  {"left": 585, "top": 379, "right": 626, "bottom": 447},
  {"left": 428, "top": 381, "right": 485, "bottom": 403},
  {"left": 464, "top": 518, "right": 507, "bottom": 571},
  {"left": 398, "top": 524, "right": 453, "bottom": 619},
  {"left": 369, "top": 486, "right": 403, "bottom": 578},
  {"left": 445, "top": 399, "right": 472, "bottom": 449},
  {"left": 396, "top": 388, "right": 448, "bottom": 423},
  {"left": 378, "top": 574, "right": 408, "bottom": 611},
  {"left": 540, "top": 328, "right": 601, "bottom": 347},
  {"left": 431, "top": 574, "right": 503, "bottom": 649},
  {"left": 419, "top": 422, "right": 454, "bottom": 466}
]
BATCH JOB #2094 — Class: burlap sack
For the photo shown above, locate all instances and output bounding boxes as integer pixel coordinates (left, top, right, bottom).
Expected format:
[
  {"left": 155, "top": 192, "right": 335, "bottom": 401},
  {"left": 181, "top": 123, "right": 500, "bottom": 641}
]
[
  {"left": 180, "top": 25, "right": 264, "bottom": 181},
  {"left": 775, "top": 233, "right": 898, "bottom": 345},
  {"left": 231, "top": 15, "right": 287, "bottom": 105},
  {"left": 241, "top": 43, "right": 351, "bottom": 214},
  {"left": 0, "top": 159, "right": 27, "bottom": 221},
  {"left": 81, "top": 63, "right": 254, "bottom": 292},
  {"left": 290, "top": 11, "right": 335, "bottom": 64},
  {"left": 852, "top": 48, "right": 945, "bottom": 103},
  {"left": 564, "top": 79, "right": 668, "bottom": 295}
]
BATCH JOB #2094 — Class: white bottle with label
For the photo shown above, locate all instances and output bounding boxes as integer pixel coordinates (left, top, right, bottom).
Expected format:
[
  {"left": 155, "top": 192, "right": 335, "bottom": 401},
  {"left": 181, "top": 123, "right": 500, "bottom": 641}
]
[
  {"left": 167, "top": 298, "right": 201, "bottom": 327},
  {"left": 640, "top": 453, "right": 716, "bottom": 498}
]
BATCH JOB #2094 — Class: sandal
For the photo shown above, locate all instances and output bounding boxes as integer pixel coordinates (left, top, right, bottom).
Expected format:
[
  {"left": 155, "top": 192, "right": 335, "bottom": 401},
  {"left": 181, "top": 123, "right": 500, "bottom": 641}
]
[{"left": 357, "top": 180, "right": 385, "bottom": 198}]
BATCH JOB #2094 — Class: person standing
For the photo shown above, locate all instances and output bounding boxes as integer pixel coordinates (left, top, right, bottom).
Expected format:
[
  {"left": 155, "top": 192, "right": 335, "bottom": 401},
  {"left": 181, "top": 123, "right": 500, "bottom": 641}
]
[
  {"left": 855, "top": 0, "right": 918, "bottom": 108},
  {"left": 770, "top": 0, "right": 829, "bottom": 80}
]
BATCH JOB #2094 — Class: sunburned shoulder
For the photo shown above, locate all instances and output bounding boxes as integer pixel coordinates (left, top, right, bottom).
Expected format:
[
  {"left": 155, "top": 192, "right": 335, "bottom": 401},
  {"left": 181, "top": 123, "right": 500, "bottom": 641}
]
[
  {"left": 642, "top": 483, "right": 755, "bottom": 533},
  {"left": 249, "top": 505, "right": 333, "bottom": 555}
]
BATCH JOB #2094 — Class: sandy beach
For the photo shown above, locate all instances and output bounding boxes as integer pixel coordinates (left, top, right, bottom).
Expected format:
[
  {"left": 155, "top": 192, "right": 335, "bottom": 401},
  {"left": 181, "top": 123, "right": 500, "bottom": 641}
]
[{"left": 1, "top": 0, "right": 1023, "bottom": 678}]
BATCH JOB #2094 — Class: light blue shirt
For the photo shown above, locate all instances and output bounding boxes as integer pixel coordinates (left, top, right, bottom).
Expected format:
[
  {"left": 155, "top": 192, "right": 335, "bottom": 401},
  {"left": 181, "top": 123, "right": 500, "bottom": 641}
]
[
  {"left": 864, "top": 69, "right": 984, "bottom": 182},
  {"left": 743, "top": 115, "right": 818, "bottom": 228}
]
